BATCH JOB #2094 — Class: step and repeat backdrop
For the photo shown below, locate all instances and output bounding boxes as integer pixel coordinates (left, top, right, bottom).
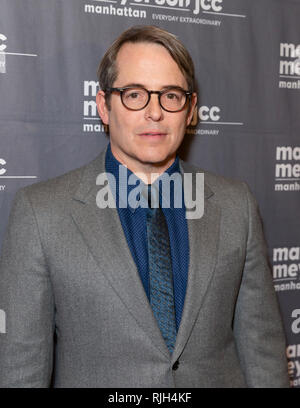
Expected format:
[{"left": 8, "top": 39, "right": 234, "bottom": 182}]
[{"left": 0, "top": 0, "right": 299, "bottom": 387}]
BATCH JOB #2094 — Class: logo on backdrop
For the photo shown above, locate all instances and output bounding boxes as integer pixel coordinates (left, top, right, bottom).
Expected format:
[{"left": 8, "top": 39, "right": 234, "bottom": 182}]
[
  {"left": 273, "top": 247, "right": 300, "bottom": 292},
  {"left": 187, "top": 104, "right": 243, "bottom": 136},
  {"left": 0, "top": 33, "right": 7, "bottom": 73},
  {"left": 83, "top": 0, "right": 246, "bottom": 26},
  {"left": 0, "top": 33, "right": 7, "bottom": 51},
  {"left": 0, "top": 158, "right": 37, "bottom": 190},
  {"left": 83, "top": 80, "right": 108, "bottom": 133},
  {"left": 274, "top": 146, "right": 300, "bottom": 192},
  {"left": 0, "top": 33, "right": 38, "bottom": 74},
  {"left": 287, "top": 309, "right": 300, "bottom": 387},
  {"left": 279, "top": 43, "right": 300, "bottom": 90},
  {"left": 0, "top": 158, "right": 7, "bottom": 176},
  {"left": 0, "top": 158, "right": 7, "bottom": 191}
]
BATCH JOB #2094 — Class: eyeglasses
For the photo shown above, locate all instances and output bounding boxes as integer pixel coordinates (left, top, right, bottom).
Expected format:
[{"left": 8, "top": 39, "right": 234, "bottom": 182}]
[{"left": 105, "top": 86, "right": 192, "bottom": 112}]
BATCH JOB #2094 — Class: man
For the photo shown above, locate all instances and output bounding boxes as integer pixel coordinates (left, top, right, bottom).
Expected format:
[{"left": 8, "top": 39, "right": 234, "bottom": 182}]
[{"left": 0, "top": 26, "right": 289, "bottom": 387}]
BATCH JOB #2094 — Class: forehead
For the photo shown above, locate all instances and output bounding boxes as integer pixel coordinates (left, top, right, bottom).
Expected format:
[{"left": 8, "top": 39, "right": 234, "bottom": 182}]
[{"left": 114, "top": 42, "right": 187, "bottom": 89}]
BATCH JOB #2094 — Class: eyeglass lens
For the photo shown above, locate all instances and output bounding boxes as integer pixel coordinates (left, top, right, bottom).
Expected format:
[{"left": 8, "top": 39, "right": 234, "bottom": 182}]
[{"left": 121, "top": 88, "right": 186, "bottom": 111}]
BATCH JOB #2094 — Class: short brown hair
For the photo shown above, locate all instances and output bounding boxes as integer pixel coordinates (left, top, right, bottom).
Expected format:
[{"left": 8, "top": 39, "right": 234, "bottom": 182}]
[{"left": 97, "top": 25, "right": 196, "bottom": 109}]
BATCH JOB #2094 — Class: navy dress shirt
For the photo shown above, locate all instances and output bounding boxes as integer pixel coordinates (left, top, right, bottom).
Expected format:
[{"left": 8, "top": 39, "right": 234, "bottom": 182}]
[{"left": 105, "top": 144, "right": 189, "bottom": 330}]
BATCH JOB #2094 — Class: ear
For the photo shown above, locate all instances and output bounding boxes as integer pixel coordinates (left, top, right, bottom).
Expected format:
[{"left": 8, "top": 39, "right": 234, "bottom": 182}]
[
  {"left": 186, "top": 92, "right": 197, "bottom": 126},
  {"left": 96, "top": 90, "right": 109, "bottom": 125}
]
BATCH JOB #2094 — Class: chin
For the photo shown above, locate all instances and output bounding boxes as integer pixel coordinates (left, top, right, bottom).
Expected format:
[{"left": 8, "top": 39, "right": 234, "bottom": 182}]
[{"left": 138, "top": 153, "right": 173, "bottom": 166}]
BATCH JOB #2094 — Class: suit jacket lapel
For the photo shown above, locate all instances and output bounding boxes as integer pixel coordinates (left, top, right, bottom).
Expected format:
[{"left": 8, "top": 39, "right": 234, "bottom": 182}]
[
  {"left": 70, "top": 148, "right": 170, "bottom": 358},
  {"left": 171, "top": 161, "right": 221, "bottom": 363}
]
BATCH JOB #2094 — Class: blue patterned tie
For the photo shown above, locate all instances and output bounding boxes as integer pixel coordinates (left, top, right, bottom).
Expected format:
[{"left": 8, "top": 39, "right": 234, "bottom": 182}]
[{"left": 146, "top": 185, "right": 177, "bottom": 354}]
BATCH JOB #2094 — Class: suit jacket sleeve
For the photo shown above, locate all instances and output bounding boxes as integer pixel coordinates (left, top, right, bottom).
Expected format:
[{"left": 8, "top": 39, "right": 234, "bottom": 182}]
[
  {"left": 233, "top": 183, "right": 289, "bottom": 387},
  {"left": 0, "top": 189, "right": 55, "bottom": 387}
]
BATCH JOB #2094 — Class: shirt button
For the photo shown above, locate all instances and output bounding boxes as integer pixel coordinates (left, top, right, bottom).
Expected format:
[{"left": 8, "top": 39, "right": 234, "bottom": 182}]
[{"left": 172, "top": 361, "right": 179, "bottom": 371}]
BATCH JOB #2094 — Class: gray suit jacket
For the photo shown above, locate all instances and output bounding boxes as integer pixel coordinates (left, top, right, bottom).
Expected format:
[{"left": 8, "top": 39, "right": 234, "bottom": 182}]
[{"left": 0, "top": 148, "right": 289, "bottom": 387}]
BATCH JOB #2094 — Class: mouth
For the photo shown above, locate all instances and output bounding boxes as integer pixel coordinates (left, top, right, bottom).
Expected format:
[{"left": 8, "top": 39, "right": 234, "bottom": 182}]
[{"left": 138, "top": 132, "right": 167, "bottom": 137}]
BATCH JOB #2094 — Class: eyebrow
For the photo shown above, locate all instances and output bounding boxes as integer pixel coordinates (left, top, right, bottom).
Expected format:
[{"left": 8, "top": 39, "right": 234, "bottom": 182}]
[{"left": 119, "top": 83, "right": 187, "bottom": 91}]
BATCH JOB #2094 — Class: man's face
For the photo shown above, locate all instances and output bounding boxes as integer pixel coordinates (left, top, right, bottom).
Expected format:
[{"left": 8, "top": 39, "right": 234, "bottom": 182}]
[{"left": 97, "top": 42, "right": 197, "bottom": 175}]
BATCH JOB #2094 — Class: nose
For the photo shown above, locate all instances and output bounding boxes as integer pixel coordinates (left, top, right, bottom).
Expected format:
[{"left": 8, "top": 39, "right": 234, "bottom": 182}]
[{"left": 144, "top": 93, "right": 163, "bottom": 121}]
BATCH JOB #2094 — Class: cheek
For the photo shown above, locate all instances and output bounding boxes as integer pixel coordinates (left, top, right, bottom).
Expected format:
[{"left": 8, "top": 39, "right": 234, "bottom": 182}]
[
  {"left": 110, "top": 110, "right": 139, "bottom": 130},
  {"left": 172, "top": 116, "right": 187, "bottom": 134},
  {"left": 109, "top": 114, "right": 140, "bottom": 144}
]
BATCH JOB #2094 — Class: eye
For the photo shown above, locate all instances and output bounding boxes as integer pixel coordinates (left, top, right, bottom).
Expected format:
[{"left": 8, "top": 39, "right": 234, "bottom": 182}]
[
  {"left": 128, "top": 92, "right": 140, "bottom": 99},
  {"left": 166, "top": 92, "right": 179, "bottom": 100},
  {"left": 124, "top": 89, "right": 146, "bottom": 100},
  {"left": 164, "top": 90, "right": 184, "bottom": 101}
]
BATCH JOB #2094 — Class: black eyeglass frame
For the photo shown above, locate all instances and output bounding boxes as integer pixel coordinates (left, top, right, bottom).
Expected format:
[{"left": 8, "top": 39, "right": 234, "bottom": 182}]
[{"left": 105, "top": 86, "right": 193, "bottom": 113}]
